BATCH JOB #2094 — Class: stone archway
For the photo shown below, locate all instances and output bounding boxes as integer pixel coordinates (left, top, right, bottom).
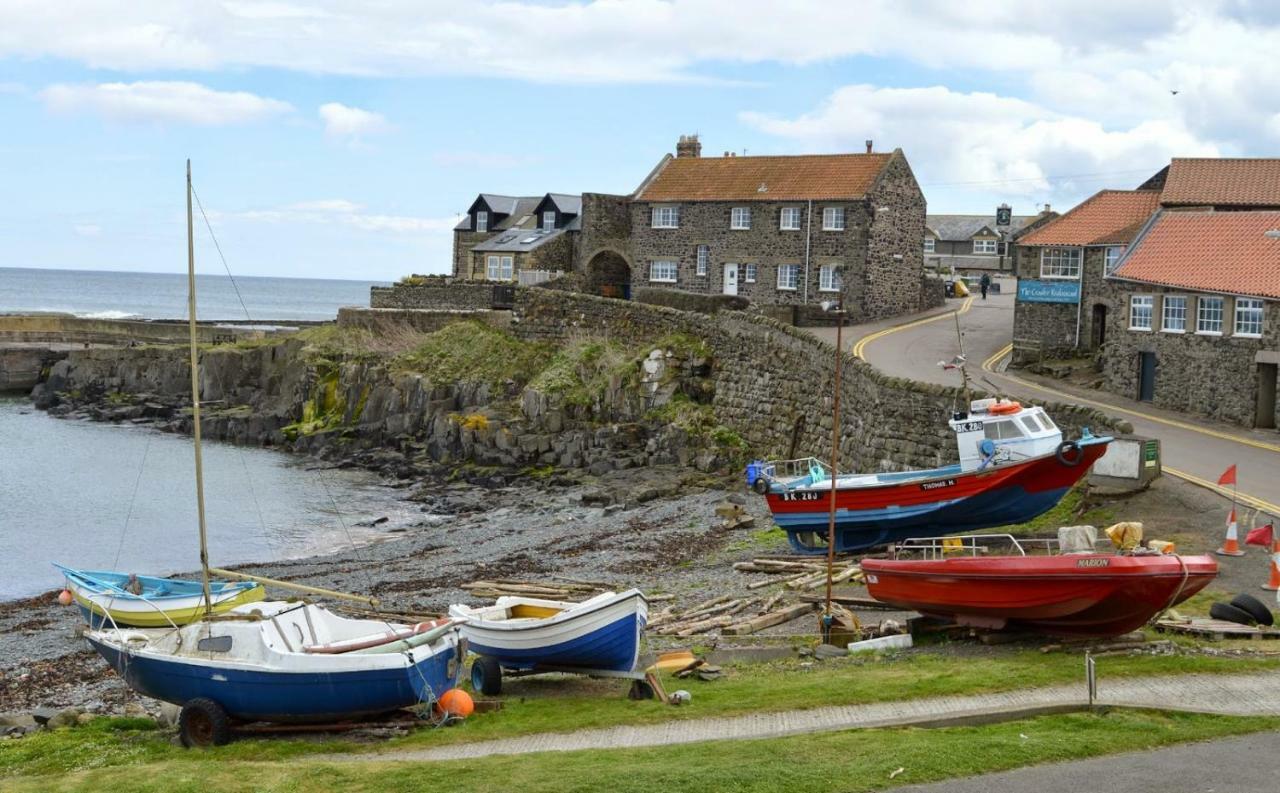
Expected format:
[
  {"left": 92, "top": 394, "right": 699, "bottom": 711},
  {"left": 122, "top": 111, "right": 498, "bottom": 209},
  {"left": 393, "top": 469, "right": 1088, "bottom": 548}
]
[{"left": 586, "top": 249, "right": 632, "bottom": 299}]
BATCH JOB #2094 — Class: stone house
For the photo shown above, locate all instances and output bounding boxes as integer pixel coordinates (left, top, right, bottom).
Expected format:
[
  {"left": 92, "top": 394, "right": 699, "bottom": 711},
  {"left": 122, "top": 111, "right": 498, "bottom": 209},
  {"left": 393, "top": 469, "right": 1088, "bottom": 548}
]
[
  {"left": 625, "top": 136, "right": 928, "bottom": 323},
  {"left": 452, "top": 193, "right": 583, "bottom": 281},
  {"left": 924, "top": 207, "right": 1051, "bottom": 275}
]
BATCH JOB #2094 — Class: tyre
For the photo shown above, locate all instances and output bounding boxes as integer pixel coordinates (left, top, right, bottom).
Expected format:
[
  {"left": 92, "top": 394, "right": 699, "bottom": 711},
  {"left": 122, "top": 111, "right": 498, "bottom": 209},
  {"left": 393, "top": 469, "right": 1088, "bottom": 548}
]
[
  {"left": 1209, "top": 601, "right": 1256, "bottom": 626},
  {"left": 470, "top": 656, "right": 503, "bottom": 696},
  {"left": 752, "top": 477, "right": 770, "bottom": 495},
  {"left": 1055, "top": 441, "right": 1083, "bottom": 466},
  {"left": 1230, "top": 593, "right": 1275, "bottom": 626},
  {"left": 178, "top": 698, "right": 231, "bottom": 748}
]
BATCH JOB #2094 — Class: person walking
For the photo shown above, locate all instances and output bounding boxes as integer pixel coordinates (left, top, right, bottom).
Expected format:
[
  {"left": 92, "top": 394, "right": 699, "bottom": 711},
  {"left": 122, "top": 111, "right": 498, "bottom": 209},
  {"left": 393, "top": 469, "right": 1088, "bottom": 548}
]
[{"left": 979, "top": 272, "right": 991, "bottom": 300}]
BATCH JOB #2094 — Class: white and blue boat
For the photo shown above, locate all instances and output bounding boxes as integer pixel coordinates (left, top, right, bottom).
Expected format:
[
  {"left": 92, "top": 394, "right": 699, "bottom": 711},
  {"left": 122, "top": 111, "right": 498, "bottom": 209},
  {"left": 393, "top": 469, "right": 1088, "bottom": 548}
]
[
  {"left": 449, "top": 589, "right": 647, "bottom": 694},
  {"left": 55, "top": 564, "right": 265, "bottom": 628}
]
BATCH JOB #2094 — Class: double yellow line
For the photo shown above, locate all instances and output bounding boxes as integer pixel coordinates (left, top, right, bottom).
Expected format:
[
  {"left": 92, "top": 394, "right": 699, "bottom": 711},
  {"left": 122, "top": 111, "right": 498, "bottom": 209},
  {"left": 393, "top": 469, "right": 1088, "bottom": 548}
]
[
  {"left": 851, "top": 297, "right": 974, "bottom": 359},
  {"left": 1163, "top": 467, "right": 1280, "bottom": 516}
]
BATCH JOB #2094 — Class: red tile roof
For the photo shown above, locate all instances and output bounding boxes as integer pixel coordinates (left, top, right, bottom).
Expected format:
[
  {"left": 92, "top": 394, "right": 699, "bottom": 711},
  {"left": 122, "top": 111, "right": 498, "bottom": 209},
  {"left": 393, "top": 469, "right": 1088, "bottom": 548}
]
[
  {"left": 1112, "top": 210, "right": 1280, "bottom": 300},
  {"left": 635, "top": 153, "right": 893, "bottom": 202},
  {"left": 1018, "top": 190, "right": 1161, "bottom": 247},
  {"left": 1160, "top": 158, "right": 1280, "bottom": 207}
]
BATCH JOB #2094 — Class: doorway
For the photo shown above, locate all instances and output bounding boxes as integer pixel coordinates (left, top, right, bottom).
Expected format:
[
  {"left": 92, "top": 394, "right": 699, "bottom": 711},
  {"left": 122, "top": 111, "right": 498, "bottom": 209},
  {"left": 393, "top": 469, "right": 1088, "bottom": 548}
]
[
  {"left": 723, "top": 263, "right": 739, "bottom": 296},
  {"left": 1258, "top": 363, "right": 1278, "bottom": 429},
  {"left": 1091, "top": 304, "right": 1108, "bottom": 349},
  {"left": 1138, "top": 352, "right": 1156, "bottom": 402}
]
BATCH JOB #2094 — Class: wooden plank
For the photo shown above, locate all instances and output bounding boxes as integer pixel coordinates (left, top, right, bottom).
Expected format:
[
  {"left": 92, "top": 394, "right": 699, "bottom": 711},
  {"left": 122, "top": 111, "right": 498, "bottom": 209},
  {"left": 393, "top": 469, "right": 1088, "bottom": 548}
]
[
  {"left": 723, "top": 603, "right": 816, "bottom": 636},
  {"left": 798, "top": 594, "right": 903, "bottom": 611}
]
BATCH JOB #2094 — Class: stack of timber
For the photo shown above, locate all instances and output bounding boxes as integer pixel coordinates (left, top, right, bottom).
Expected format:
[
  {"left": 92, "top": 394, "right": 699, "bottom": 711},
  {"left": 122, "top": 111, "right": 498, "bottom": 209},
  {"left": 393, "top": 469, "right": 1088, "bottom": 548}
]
[
  {"left": 647, "top": 593, "right": 818, "bottom": 638},
  {"left": 460, "top": 578, "right": 607, "bottom": 600},
  {"left": 733, "top": 558, "right": 865, "bottom": 590}
]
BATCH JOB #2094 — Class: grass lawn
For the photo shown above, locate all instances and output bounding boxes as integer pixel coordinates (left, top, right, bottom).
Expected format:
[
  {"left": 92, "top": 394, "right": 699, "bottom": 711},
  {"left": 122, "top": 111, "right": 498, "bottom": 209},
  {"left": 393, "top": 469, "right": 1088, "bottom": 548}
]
[
  {"left": 7, "top": 709, "right": 1279, "bottom": 793},
  {"left": 5, "top": 650, "right": 1279, "bottom": 782}
]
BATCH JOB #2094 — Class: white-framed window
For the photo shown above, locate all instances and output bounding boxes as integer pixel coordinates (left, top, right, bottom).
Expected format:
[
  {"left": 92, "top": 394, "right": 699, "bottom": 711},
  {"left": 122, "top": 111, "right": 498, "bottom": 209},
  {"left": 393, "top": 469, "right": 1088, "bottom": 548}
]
[
  {"left": 1197, "top": 296, "right": 1224, "bottom": 334},
  {"left": 1040, "top": 247, "right": 1082, "bottom": 279},
  {"left": 776, "top": 264, "right": 800, "bottom": 291},
  {"left": 822, "top": 206, "right": 845, "bottom": 231},
  {"left": 1235, "top": 297, "right": 1264, "bottom": 337},
  {"left": 1129, "top": 295, "right": 1153, "bottom": 331},
  {"left": 744, "top": 263, "right": 757, "bottom": 283},
  {"left": 1161, "top": 296, "right": 1187, "bottom": 333},
  {"left": 730, "top": 207, "right": 751, "bottom": 230},
  {"left": 923, "top": 237, "right": 935, "bottom": 254},
  {"left": 475, "top": 210, "right": 488, "bottom": 232},
  {"left": 486, "top": 254, "right": 513, "bottom": 281},
  {"left": 1104, "top": 246, "right": 1126, "bottom": 275},
  {"left": 651, "top": 205, "right": 679, "bottom": 229},
  {"left": 695, "top": 245, "right": 709, "bottom": 277},
  {"left": 972, "top": 239, "right": 997, "bottom": 255},
  {"left": 542, "top": 211, "right": 555, "bottom": 230},
  {"left": 649, "top": 260, "right": 678, "bottom": 283},
  {"left": 780, "top": 207, "right": 802, "bottom": 230},
  {"left": 819, "top": 263, "right": 843, "bottom": 292}
]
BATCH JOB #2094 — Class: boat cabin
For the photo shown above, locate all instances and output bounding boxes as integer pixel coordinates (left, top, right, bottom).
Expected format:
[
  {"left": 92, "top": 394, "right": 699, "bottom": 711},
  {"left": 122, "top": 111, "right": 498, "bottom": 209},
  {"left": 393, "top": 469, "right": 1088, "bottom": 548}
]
[{"left": 950, "top": 399, "right": 1062, "bottom": 473}]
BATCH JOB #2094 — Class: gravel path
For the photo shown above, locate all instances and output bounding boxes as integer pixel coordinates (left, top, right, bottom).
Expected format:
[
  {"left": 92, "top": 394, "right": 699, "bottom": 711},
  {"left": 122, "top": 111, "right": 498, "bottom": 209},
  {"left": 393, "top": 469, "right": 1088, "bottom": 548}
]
[{"left": 337, "top": 671, "right": 1280, "bottom": 763}]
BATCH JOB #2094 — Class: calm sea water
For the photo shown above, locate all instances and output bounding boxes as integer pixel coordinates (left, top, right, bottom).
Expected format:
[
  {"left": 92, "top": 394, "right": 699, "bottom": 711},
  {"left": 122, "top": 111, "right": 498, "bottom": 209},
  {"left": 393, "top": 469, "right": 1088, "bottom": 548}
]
[
  {"left": 0, "top": 267, "right": 388, "bottom": 321},
  {"left": 0, "top": 398, "right": 418, "bottom": 601}
]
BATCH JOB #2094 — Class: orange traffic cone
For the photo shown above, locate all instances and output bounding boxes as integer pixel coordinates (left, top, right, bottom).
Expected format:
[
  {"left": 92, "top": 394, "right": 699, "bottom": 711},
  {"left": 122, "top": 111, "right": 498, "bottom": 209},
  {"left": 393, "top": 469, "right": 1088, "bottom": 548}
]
[
  {"left": 1217, "top": 509, "right": 1246, "bottom": 556},
  {"left": 1262, "top": 540, "right": 1280, "bottom": 592}
]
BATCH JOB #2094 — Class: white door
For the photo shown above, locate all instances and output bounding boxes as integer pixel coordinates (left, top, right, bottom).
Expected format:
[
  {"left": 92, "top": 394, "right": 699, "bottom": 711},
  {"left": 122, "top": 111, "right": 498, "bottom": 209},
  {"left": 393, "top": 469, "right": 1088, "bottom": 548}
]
[{"left": 723, "top": 263, "right": 738, "bottom": 295}]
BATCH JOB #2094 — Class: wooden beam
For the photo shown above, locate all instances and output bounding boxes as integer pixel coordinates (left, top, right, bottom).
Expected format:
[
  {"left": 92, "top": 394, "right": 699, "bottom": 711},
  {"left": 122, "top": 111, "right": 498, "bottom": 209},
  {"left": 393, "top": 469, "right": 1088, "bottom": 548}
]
[{"left": 723, "top": 602, "right": 816, "bottom": 636}]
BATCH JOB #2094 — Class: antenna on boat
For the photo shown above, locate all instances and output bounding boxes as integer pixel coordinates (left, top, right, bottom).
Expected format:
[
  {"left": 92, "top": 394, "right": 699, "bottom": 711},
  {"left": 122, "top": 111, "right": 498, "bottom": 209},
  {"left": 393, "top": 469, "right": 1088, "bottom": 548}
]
[{"left": 186, "top": 159, "right": 214, "bottom": 616}]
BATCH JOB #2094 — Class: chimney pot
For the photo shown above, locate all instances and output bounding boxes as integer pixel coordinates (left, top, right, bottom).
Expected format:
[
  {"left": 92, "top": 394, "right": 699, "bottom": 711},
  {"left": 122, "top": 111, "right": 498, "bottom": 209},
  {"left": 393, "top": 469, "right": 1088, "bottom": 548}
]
[{"left": 865, "top": 139, "right": 873, "bottom": 154}]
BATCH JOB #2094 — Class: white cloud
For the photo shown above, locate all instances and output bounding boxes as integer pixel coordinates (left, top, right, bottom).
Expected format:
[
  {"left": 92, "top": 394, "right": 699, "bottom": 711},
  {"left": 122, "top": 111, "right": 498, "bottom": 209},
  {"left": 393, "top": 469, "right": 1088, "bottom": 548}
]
[
  {"left": 221, "top": 199, "right": 459, "bottom": 235},
  {"left": 73, "top": 223, "right": 102, "bottom": 237},
  {"left": 38, "top": 81, "right": 292, "bottom": 125},
  {"left": 318, "top": 102, "right": 391, "bottom": 140}
]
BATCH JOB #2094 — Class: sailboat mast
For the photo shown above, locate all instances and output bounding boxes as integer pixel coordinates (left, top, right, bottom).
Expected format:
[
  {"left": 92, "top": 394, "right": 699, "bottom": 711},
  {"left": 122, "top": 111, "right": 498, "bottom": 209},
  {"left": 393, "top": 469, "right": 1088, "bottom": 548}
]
[{"left": 186, "top": 160, "right": 213, "bottom": 615}]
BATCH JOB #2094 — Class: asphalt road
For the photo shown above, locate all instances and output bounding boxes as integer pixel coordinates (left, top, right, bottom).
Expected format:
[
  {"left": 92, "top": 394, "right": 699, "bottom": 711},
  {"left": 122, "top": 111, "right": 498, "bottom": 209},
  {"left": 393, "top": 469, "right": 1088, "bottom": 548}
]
[
  {"left": 895, "top": 732, "right": 1280, "bottom": 793},
  {"left": 823, "top": 284, "right": 1280, "bottom": 520}
]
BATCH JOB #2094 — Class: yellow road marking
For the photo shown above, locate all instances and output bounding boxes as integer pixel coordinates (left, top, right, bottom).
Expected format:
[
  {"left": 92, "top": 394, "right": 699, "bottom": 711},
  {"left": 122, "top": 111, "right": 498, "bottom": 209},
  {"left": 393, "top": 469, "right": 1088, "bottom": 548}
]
[
  {"left": 1165, "top": 467, "right": 1280, "bottom": 518},
  {"left": 851, "top": 297, "right": 973, "bottom": 359},
  {"left": 980, "top": 345, "right": 1280, "bottom": 455}
]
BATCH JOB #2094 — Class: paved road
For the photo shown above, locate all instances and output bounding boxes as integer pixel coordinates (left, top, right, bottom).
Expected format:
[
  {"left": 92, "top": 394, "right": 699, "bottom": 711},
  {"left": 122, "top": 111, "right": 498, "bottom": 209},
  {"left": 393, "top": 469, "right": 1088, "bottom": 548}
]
[
  {"left": 829, "top": 285, "right": 1280, "bottom": 518},
  {"left": 897, "top": 732, "right": 1280, "bottom": 793}
]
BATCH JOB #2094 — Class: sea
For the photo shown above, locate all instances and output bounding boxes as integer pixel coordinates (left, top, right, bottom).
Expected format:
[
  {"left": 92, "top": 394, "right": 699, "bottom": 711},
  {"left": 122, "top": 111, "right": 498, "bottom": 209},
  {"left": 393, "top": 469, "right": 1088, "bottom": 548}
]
[
  {"left": 0, "top": 267, "right": 407, "bottom": 601},
  {"left": 0, "top": 266, "right": 389, "bottom": 322}
]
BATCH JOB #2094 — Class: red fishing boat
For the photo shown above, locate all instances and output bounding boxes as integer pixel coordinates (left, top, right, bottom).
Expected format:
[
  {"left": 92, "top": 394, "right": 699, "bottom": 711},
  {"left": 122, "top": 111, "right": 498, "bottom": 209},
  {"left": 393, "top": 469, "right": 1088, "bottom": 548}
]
[{"left": 862, "top": 534, "right": 1217, "bottom": 637}]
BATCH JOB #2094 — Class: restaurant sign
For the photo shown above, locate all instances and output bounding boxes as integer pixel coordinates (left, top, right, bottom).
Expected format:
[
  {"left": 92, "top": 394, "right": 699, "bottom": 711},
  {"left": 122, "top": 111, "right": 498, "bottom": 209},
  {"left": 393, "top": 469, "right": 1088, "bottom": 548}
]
[{"left": 1017, "top": 279, "right": 1080, "bottom": 304}]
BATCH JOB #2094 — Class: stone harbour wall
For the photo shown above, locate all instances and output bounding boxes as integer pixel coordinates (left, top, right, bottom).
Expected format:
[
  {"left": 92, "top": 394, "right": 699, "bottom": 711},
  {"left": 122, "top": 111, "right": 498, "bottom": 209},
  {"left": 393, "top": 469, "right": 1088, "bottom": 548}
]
[
  {"left": 336, "top": 307, "right": 510, "bottom": 335},
  {"left": 370, "top": 281, "right": 494, "bottom": 311}
]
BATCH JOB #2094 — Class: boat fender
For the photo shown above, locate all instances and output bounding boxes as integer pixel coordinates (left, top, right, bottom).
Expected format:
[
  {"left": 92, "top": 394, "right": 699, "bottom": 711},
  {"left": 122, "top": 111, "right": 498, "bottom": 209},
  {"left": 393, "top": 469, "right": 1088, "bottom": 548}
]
[
  {"left": 752, "top": 477, "right": 770, "bottom": 495},
  {"left": 1055, "top": 440, "right": 1083, "bottom": 466}
]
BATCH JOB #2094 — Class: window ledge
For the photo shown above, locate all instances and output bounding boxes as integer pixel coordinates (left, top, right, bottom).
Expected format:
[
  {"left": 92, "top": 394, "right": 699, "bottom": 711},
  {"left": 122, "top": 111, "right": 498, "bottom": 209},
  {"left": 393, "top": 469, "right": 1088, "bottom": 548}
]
[
  {"left": 1235, "top": 332, "right": 1263, "bottom": 339},
  {"left": 1039, "top": 275, "right": 1081, "bottom": 280},
  {"left": 1195, "top": 330, "right": 1223, "bottom": 337},
  {"left": 822, "top": 227, "right": 845, "bottom": 232},
  {"left": 1161, "top": 328, "right": 1185, "bottom": 334},
  {"left": 818, "top": 287, "right": 841, "bottom": 293},
  {"left": 776, "top": 286, "right": 798, "bottom": 292},
  {"left": 1128, "top": 326, "right": 1153, "bottom": 332}
]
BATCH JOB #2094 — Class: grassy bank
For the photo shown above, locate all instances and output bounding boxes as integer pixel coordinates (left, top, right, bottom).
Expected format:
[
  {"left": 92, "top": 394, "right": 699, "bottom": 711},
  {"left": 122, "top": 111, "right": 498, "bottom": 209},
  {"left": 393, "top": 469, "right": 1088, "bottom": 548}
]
[
  {"left": 6, "top": 650, "right": 1279, "bottom": 782},
  {"left": 8, "top": 709, "right": 1279, "bottom": 793}
]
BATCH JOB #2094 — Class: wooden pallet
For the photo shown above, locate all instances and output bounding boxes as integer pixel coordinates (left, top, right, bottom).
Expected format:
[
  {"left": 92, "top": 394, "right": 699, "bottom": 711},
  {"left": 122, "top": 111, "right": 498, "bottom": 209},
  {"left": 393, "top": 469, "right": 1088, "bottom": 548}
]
[{"left": 1155, "top": 618, "right": 1280, "bottom": 641}]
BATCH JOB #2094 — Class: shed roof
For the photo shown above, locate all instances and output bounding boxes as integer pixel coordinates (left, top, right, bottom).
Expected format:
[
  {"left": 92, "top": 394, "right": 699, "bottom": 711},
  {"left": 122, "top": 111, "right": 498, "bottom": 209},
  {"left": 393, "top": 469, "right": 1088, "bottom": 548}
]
[
  {"left": 634, "top": 152, "right": 894, "bottom": 202},
  {"left": 1160, "top": 158, "right": 1280, "bottom": 207},
  {"left": 471, "top": 226, "right": 569, "bottom": 253},
  {"left": 1018, "top": 190, "right": 1161, "bottom": 247}
]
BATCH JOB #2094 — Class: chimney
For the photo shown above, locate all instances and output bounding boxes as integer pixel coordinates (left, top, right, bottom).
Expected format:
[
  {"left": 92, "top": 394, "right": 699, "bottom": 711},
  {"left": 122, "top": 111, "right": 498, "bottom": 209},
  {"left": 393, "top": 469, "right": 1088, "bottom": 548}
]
[
  {"left": 865, "top": 139, "right": 873, "bottom": 154},
  {"left": 676, "top": 134, "right": 702, "bottom": 158}
]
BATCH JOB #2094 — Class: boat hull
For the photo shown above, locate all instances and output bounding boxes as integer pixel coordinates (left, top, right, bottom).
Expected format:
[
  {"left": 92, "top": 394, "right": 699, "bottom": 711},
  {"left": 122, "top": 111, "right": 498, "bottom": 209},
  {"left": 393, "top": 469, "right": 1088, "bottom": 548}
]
[
  {"left": 56, "top": 565, "right": 265, "bottom": 628},
  {"left": 454, "top": 590, "right": 647, "bottom": 672},
  {"left": 765, "top": 440, "right": 1109, "bottom": 553},
  {"left": 862, "top": 553, "right": 1217, "bottom": 637}
]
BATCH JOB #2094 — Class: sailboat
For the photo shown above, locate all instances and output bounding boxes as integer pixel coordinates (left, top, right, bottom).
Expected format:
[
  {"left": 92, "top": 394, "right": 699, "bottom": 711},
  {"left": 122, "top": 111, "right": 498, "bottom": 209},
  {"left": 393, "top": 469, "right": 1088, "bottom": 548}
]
[
  {"left": 53, "top": 564, "right": 264, "bottom": 628},
  {"left": 82, "top": 162, "right": 466, "bottom": 746}
]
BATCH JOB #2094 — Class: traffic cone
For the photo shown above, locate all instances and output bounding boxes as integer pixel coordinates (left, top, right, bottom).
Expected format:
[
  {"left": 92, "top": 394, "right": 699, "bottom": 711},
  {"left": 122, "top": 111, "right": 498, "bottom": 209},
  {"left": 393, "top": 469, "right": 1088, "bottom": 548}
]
[
  {"left": 1217, "top": 509, "right": 1245, "bottom": 556},
  {"left": 1263, "top": 540, "right": 1280, "bottom": 592}
]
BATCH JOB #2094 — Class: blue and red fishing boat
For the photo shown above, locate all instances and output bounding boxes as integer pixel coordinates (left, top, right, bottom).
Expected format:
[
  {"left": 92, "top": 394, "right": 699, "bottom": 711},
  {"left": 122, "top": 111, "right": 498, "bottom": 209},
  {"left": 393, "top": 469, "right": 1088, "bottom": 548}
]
[{"left": 748, "top": 399, "right": 1112, "bottom": 554}]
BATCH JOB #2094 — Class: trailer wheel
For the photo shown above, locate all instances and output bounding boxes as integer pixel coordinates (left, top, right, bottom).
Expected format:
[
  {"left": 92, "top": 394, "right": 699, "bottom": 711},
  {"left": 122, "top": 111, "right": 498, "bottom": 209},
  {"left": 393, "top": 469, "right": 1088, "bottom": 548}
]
[
  {"left": 1230, "top": 593, "right": 1275, "bottom": 626},
  {"left": 1209, "top": 601, "right": 1256, "bottom": 626},
  {"left": 470, "top": 656, "right": 503, "bottom": 696},
  {"left": 178, "top": 698, "right": 231, "bottom": 748},
  {"left": 752, "top": 477, "right": 770, "bottom": 495},
  {"left": 1055, "top": 441, "right": 1083, "bottom": 466}
]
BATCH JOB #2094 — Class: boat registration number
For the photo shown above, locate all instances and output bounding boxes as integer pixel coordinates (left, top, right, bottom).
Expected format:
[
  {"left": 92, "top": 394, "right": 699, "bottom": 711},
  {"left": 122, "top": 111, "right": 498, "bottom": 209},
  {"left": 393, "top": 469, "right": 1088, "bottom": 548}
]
[
  {"left": 1076, "top": 558, "right": 1110, "bottom": 568},
  {"left": 954, "top": 421, "right": 983, "bottom": 433},
  {"left": 920, "top": 478, "right": 957, "bottom": 491},
  {"left": 781, "top": 491, "right": 823, "bottom": 502}
]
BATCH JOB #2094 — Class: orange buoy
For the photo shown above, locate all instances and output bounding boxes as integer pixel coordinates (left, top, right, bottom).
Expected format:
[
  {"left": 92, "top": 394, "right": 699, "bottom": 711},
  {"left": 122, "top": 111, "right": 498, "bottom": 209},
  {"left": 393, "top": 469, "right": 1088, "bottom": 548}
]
[
  {"left": 57, "top": 589, "right": 73, "bottom": 606},
  {"left": 436, "top": 688, "right": 474, "bottom": 719},
  {"left": 989, "top": 401, "right": 1021, "bottom": 415}
]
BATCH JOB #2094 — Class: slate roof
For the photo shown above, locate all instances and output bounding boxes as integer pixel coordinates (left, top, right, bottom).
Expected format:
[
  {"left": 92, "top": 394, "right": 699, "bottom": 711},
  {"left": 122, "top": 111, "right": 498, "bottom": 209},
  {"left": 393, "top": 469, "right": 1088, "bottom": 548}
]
[
  {"left": 1160, "top": 158, "right": 1280, "bottom": 207},
  {"left": 635, "top": 152, "right": 893, "bottom": 202},
  {"left": 471, "top": 227, "right": 568, "bottom": 253},
  {"left": 1018, "top": 190, "right": 1161, "bottom": 247},
  {"left": 926, "top": 214, "right": 1038, "bottom": 241},
  {"left": 1111, "top": 210, "right": 1280, "bottom": 300},
  {"left": 454, "top": 195, "right": 541, "bottom": 231},
  {"left": 544, "top": 193, "right": 582, "bottom": 215}
]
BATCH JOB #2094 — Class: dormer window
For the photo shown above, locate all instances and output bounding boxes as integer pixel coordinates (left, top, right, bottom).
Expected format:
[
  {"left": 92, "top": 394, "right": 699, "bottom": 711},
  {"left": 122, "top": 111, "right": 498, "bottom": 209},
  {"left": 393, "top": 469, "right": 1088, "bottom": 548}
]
[
  {"left": 476, "top": 211, "right": 488, "bottom": 232},
  {"left": 542, "top": 211, "right": 555, "bottom": 231}
]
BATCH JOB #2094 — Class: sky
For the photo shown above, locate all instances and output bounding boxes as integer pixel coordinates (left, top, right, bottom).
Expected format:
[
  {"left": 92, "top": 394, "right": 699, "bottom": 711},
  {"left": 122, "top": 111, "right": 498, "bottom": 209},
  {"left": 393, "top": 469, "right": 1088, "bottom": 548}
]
[{"left": 0, "top": 0, "right": 1277, "bottom": 281}]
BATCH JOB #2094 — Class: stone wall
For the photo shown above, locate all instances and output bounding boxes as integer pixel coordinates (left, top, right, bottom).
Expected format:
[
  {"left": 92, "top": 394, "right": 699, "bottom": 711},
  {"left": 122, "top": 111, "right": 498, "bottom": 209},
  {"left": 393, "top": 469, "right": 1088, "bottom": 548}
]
[
  {"left": 863, "top": 152, "right": 928, "bottom": 321},
  {"left": 1099, "top": 283, "right": 1278, "bottom": 427},
  {"left": 370, "top": 281, "right": 494, "bottom": 311},
  {"left": 633, "top": 288, "right": 749, "bottom": 314},
  {"left": 453, "top": 229, "right": 491, "bottom": 279},
  {"left": 577, "top": 193, "right": 632, "bottom": 274},
  {"left": 512, "top": 287, "right": 1120, "bottom": 472},
  {"left": 337, "top": 307, "right": 510, "bottom": 334},
  {"left": 1012, "top": 245, "right": 1116, "bottom": 360},
  {"left": 920, "top": 274, "right": 948, "bottom": 311}
]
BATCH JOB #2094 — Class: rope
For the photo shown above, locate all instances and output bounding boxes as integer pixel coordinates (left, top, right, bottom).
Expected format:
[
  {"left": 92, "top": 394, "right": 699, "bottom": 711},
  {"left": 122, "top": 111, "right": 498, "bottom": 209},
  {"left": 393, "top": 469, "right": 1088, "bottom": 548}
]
[
  {"left": 1152, "top": 553, "right": 1191, "bottom": 626},
  {"left": 110, "top": 431, "right": 153, "bottom": 570},
  {"left": 189, "top": 183, "right": 252, "bottom": 323}
]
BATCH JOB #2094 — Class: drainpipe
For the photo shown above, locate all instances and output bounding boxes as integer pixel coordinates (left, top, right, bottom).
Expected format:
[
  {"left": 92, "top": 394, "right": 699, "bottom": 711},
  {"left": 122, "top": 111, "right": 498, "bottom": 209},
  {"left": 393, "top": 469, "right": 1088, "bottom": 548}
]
[
  {"left": 803, "top": 199, "right": 813, "bottom": 304},
  {"left": 1073, "top": 249, "right": 1084, "bottom": 349}
]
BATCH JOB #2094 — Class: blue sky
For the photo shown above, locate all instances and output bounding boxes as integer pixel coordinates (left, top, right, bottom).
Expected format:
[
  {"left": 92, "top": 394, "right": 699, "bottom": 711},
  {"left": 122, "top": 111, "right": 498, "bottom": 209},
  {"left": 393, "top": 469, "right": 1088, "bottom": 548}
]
[{"left": 1, "top": 1, "right": 1276, "bottom": 281}]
